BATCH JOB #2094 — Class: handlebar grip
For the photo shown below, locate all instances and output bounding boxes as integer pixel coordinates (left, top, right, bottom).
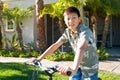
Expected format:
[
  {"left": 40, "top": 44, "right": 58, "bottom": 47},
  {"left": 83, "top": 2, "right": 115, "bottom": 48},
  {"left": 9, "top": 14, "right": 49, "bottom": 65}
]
[
  {"left": 55, "top": 66, "right": 71, "bottom": 76},
  {"left": 66, "top": 71, "right": 71, "bottom": 76},
  {"left": 34, "top": 60, "right": 38, "bottom": 65}
]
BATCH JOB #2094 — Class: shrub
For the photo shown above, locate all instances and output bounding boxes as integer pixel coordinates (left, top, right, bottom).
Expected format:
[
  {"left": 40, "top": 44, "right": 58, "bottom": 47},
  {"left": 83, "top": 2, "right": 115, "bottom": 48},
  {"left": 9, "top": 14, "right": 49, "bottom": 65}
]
[
  {"left": 97, "top": 45, "right": 109, "bottom": 60},
  {"left": 6, "top": 32, "right": 20, "bottom": 51},
  {"left": 0, "top": 48, "right": 40, "bottom": 58},
  {"left": 0, "top": 49, "right": 9, "bottom": 56},
  {"left": 32, "top": 51, "right": 40, "bottom": 57},
  {"left": 9, "top": 51, "right": 20, "bottom": 57},
  {"left": 24, "top": 42, "right": 36, "bottom": 52},
  {"left": 46, "top": 49, "right": 74, "bottom": 61},
  {"left": 19, "top": 53, "right": 27, "bottom": 57}
]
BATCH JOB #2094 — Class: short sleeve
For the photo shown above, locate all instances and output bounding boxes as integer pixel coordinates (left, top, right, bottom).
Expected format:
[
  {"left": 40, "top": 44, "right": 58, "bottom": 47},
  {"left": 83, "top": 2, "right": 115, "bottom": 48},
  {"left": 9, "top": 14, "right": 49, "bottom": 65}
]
[
  {"left": 80, "top": 29, "right": 94, "bottom": 44},
  {"left": 58, "top": 29, "right": 69, "bottom": 43}
]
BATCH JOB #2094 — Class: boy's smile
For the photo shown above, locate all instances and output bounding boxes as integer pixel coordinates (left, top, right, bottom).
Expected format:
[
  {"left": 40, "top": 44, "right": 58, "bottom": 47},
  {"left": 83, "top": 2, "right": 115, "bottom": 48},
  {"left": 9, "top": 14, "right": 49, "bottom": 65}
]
[{"left": 64, "top": 12, "right": 81, "bottom": 33}]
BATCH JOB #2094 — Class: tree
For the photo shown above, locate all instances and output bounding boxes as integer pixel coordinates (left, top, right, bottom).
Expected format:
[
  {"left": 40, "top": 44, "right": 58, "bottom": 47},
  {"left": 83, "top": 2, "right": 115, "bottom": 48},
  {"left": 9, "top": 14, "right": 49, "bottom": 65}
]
[
  {"left": 0, "top": 1, "right": 9, "bottom": 49},
  {"left": 0, "top": 25, "right": 2, "bottom": 48},
  {"left": 13, "top": 6, "right": 33, "bottom": 50},
  {"left": 0, "top": 0, "right": 3, "bottom": 48},
  {"left": 86, "top": 0, "right": 102, "bottom": 44},
  {"left": 41, "top": 0, "right": 66, "bottom": 34},
  {"left": 40, "top": 0, "right": 86, "bottom": 34},
  {"left": 86, "top": 0, "right": 120, "bottom": 47},
  {"left": 2, "top": 3, "right": 33, "bottom": 50},
  {"left": 35, "top": 0, "right": 47, "bottom": 51},
  {"left": 101, "top": 0, "right": 120, "bottom": 47}
]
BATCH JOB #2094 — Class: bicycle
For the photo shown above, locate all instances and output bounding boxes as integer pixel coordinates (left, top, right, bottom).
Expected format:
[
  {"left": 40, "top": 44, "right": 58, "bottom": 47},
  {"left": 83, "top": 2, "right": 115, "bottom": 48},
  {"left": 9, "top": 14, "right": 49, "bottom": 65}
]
[{"left": 25, "top": 60, "right": 71, "bottom": 80}]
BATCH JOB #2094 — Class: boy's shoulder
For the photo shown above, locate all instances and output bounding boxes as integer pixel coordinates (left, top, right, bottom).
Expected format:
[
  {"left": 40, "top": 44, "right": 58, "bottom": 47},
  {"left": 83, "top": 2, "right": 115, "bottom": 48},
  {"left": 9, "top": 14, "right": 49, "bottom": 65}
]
[
  {"left": 77, "top": 24, "right": 90, "bottom": 32},
  {"left": 64, "top": 24, "right": 92, "bottom": 34}
]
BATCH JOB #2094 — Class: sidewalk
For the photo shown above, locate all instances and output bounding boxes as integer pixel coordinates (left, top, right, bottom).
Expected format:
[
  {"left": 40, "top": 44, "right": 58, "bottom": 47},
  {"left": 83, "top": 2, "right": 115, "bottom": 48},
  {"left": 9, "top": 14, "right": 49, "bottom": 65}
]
[{"left": 0, "top": 56, "right": 120, "bottom": 74}]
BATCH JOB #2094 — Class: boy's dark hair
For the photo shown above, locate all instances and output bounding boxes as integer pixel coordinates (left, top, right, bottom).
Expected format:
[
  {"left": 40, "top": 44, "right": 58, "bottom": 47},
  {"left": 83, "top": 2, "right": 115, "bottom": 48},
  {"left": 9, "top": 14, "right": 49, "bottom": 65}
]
[{"left": 64, "top": 6, "right": 80, "bottom": 17}]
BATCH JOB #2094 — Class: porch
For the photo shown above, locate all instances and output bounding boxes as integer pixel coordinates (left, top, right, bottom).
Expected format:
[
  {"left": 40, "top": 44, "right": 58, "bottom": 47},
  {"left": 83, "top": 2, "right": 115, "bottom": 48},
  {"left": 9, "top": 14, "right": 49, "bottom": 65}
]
[{"left": 107, "top": 47, "right": 120, "bottom": 61}]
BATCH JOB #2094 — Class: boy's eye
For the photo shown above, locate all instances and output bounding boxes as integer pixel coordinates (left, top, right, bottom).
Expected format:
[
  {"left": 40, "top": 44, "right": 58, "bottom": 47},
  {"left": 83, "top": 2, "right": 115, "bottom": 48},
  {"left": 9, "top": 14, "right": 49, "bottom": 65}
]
[
  {"left": 67, "top": 17, "right": 77, "bottom": 21},
  {"left": 73, "top": 16, "right": 78, "bottom": 19},
  {"left": 73, "top": 17, "right": 76, "bottom": 19},
  {"left": 67, "top": 18, "right": 70, "bottom": 20}
]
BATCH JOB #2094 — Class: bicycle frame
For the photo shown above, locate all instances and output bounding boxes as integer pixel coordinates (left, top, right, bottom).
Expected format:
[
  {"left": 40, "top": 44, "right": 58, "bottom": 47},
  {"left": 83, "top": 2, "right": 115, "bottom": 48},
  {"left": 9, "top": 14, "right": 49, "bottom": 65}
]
[
  {"left": 31, "top": 66, "right": 40, "bottom": 80},
  {"left": 34, "top": 60, "right": 58, "bottom": 80},
  {"left": 25, "top": 61, "right": 58, "bottom": 80}
]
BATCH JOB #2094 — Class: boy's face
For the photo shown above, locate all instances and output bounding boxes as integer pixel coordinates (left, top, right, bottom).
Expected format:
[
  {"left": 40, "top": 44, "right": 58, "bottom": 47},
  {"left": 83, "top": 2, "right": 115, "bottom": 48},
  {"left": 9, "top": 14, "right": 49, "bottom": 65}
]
[{"left": 64, "top": 12, "right": 81, "bottom": 32}]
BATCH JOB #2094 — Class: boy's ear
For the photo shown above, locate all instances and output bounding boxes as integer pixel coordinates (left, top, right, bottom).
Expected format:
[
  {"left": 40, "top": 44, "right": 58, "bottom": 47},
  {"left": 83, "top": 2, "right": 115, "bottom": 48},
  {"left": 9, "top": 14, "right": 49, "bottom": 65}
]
[
  {"left": 79, "top": 16, "right": 82, "bottom": 20},
  {"left": 79, "top": 16, "right": 82, "bottom": 22}
]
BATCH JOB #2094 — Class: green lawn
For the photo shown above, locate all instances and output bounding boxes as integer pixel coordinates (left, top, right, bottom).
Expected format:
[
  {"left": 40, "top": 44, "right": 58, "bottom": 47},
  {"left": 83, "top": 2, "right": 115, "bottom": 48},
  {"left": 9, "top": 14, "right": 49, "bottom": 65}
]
[
  {"left": 0, "top": 62, "right": 120, "bottom": 80},
  {"left": 99, "top": 70, "right": 120, "bottom": 80},
  {"left": 0, "top": 62, "right": 68, "bottom": 80}
]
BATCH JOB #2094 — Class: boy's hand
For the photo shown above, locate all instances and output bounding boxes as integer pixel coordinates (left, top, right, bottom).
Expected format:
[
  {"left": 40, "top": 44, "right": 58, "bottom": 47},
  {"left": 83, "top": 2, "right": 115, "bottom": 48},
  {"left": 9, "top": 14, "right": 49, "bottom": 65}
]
[
  {"left": 27, "top": 57, "right": 39, "bottom": 63},
  {"left": 58, "top": 66, "right": 74, "bottom": 76}
]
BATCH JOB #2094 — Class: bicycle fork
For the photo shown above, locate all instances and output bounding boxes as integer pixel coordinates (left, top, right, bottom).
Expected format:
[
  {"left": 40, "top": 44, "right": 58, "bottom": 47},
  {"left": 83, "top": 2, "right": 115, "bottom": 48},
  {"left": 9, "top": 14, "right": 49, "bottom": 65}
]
[
  {"left": 45, "top": 70, "right": 53, "bottom": 80},
  {"left": 31, "top": 67, "right": 40, "bottom": 80}
]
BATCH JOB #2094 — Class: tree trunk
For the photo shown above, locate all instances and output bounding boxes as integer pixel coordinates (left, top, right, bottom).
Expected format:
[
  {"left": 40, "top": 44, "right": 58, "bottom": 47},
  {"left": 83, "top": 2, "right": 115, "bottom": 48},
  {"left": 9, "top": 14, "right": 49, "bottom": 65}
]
[
  {"left": 0, "top": 19, "right": 9, "bottom": 49},
  {"left": 0, "top": 26, "right": 2, "bottom": 48},
  {"left": 16, "top": 22, "right": 24, "bottom": 50},
  {"left": 0, "top": 0, "right": 2, "bottom": 49},
  {"left": 102, "top": 15, "right": 110, "bottom": 47},
  {"left": 79, "top": 6, "right": 85, "bottom": 24},
  {"left": 0, "top": 1, "right": 9, "bottom": 49},
  {"left": 36, "top": 0, "right": 47, "bottom": 51},
  {"left": 0, "top": 1, "right": 2, "bottom": 48},
  {"left": 58, "top": 20, "right": 65, "bottom": 34},
  {"left": 91, "top": 13, "right": 97, "bottom": 44}
]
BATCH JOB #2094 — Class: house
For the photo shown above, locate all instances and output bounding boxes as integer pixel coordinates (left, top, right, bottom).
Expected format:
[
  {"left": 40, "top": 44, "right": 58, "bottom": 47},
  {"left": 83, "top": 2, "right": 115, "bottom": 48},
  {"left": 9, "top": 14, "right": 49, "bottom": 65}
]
[
  {"left": 83, "top": 7, "right": 120, "bottom": 48},
  {"left": 95, "top": 13, "right": 120, "bottom": 48},
  {"left": 1, "top": 0, "right": 120, "bottom": 51},
  {"left": 1, "top": 0, "right": 59, "bottom": 48}
]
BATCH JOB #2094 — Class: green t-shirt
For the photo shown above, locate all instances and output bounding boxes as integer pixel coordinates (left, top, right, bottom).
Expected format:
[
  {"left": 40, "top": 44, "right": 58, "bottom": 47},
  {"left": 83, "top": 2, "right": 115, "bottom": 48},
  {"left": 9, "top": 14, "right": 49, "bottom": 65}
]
[{"left": 59, "top": 24, "right": 99, "bottom": 77}]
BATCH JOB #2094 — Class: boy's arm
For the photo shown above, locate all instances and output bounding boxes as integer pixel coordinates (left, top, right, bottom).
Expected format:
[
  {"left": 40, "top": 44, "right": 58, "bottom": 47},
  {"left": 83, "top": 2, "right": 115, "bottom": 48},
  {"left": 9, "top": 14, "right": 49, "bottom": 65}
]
[
  {"left": 58, "top": 39, "right": 88, "bottom": 76},
  {"left": 37, "top": 39, "right": 63, "bottom": 61},
  {"left": 72, "top": 39, "right": 88, "bottom": 74}
]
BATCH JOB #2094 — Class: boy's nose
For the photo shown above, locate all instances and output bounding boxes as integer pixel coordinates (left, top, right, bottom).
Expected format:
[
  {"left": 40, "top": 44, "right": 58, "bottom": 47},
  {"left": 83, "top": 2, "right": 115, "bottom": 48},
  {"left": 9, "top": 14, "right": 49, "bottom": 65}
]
[{"left": 69, "top": 19, "right": 74, "bottom": 23}]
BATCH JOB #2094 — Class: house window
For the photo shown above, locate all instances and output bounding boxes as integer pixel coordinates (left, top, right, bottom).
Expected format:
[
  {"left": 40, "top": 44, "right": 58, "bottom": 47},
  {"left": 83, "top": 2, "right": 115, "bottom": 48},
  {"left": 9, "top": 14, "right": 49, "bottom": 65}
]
[{"left": 5, "top": 19, "right": 15, "bottom": 32}]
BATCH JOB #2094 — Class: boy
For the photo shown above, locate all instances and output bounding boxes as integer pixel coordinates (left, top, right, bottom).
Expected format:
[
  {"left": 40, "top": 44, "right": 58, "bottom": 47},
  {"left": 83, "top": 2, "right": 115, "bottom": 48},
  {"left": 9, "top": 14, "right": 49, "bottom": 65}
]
[{"left": 31, "top": 6, "right": 99, "bottom": 80}]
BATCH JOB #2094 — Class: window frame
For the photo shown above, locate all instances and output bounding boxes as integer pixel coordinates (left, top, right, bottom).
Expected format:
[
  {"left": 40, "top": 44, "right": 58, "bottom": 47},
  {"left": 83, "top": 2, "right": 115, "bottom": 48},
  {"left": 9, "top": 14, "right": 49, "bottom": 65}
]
[{"left": 5, "top": 18, "right": 15, "bottom": 32}]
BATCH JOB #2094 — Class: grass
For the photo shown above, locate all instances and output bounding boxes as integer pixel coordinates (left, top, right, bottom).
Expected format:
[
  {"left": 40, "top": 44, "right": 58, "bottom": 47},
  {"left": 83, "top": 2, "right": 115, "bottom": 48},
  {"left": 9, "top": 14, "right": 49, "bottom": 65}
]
[
  {"left": 0, "top": 62, "right": 69, "bottom": 80},
  {"left": 0, "top": 62, "right": 120, "bottom": 80},
  {"left": 99, "top": 70, "right": 120, "bottom": 80}
]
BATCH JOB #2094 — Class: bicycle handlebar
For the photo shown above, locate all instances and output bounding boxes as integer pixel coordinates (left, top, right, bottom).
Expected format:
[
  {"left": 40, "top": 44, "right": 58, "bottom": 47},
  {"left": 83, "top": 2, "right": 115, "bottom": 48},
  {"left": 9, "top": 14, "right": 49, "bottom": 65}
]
[
  {"left": 25, "top": 60, "right": 71, "bottom": 76},
  {"left": 34, "top": 60, "right": 71, "bottom": 76}
]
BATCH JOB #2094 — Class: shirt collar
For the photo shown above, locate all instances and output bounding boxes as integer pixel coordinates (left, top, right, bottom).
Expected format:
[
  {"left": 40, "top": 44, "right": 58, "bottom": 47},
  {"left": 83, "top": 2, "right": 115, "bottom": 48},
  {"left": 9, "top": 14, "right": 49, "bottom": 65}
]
[
  {"left": 68, "top": 24, "right": 88, "bottom": 34},
  {"left": 77, "top": 24, "right": 88, "bottom": 33}
]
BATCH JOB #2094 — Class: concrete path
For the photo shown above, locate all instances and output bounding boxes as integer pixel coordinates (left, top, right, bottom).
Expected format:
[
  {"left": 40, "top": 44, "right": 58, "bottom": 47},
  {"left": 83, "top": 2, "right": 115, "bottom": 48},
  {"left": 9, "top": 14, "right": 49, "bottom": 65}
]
[{"left": 0, "top": 57, "right": 120, "bottom": 74}]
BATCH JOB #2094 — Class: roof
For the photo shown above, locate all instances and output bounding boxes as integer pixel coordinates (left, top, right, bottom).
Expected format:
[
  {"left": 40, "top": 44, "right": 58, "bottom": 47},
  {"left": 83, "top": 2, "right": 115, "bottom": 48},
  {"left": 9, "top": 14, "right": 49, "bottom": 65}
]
[{"left": 1, "top": 0, "right": 57, "bottom": 4}]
